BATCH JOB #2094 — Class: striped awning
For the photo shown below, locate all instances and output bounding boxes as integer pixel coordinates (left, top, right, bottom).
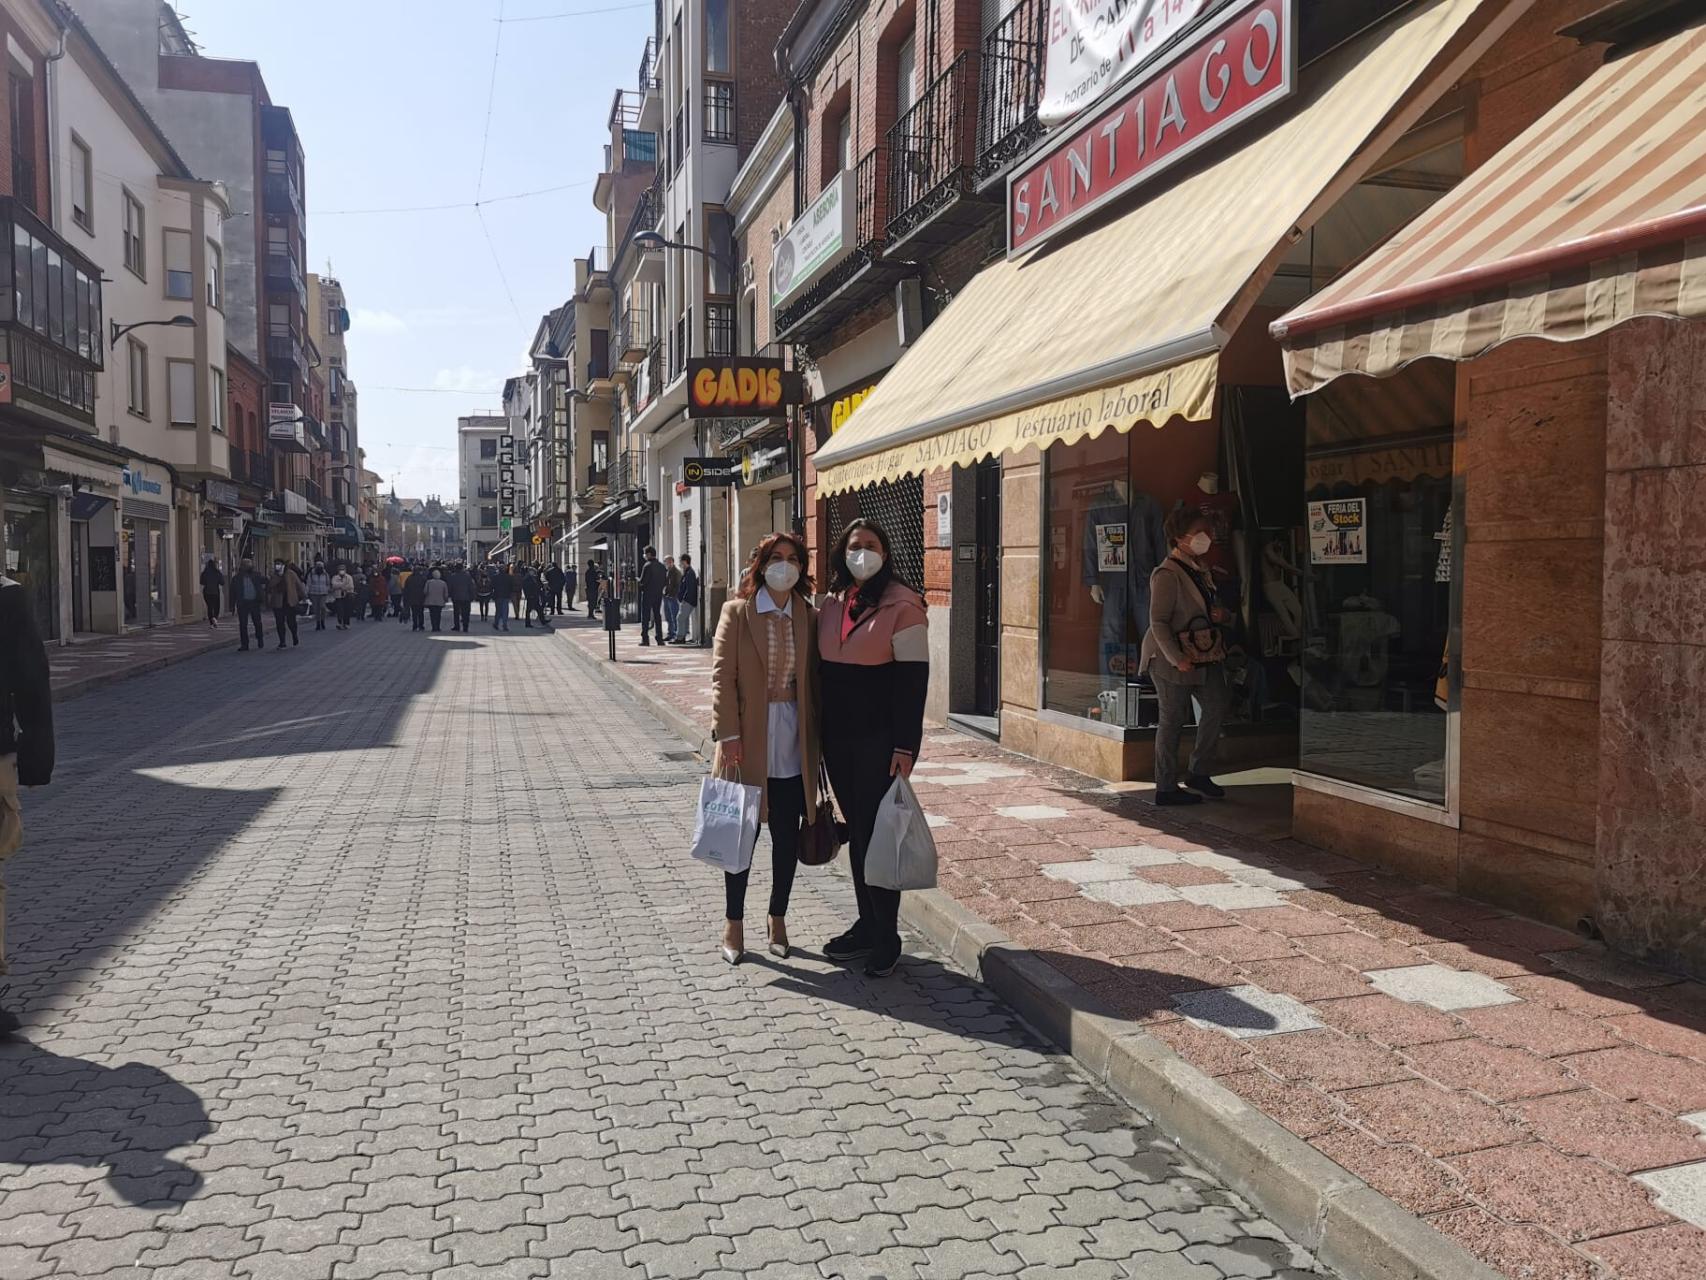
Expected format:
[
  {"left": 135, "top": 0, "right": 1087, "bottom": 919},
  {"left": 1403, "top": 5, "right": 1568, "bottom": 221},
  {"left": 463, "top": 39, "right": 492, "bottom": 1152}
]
[
  {"left": 811, "top": 0, "right": 1503, "bottom": 498},
  {"left": 1274, "top": 19, "right": 1706, "bottom": 395}
]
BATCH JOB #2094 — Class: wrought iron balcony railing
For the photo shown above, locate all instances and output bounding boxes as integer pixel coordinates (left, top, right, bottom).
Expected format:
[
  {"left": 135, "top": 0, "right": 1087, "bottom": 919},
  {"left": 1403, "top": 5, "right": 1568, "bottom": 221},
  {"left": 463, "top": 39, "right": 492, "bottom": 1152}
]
[
  {"left": 888, "top": 50, "right": 979, "bottom": 242},
  {"left": 976, "top": 0, "right": 1048, "bottom": 187}
]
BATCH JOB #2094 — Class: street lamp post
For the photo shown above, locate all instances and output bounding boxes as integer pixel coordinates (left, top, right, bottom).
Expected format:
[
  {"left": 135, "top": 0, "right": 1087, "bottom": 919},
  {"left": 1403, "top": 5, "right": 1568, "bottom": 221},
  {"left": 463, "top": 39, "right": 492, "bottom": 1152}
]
[{"left": 110, "top": 314, "right": 196, "bottom": 348}]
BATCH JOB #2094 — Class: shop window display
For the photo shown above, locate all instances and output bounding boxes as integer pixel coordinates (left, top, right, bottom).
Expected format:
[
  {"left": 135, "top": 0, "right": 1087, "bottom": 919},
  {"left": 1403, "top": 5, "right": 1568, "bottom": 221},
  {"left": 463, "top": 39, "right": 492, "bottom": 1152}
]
[{"left": 1290, "top": 364, "right": 1456, "bottom": 804}]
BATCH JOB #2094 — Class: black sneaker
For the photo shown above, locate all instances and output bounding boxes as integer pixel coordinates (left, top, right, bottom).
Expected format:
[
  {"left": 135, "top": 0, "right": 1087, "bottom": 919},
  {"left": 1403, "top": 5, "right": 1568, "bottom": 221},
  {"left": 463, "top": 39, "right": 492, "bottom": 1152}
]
[
  {"left": 864, "top": 942, "right": 901, "bottom": 978},
  {"left": 0, "top": 993, "right": 20, "bottom": 1039},
  {"left": 823, "top": 927, "right": 871, "bottom": 963},
  {"left": 1184, "top": 773, "right": 1226, "bottom": 799},
  {"left": 1155, "top": 788, "right": 1203, "bottom": 807}
]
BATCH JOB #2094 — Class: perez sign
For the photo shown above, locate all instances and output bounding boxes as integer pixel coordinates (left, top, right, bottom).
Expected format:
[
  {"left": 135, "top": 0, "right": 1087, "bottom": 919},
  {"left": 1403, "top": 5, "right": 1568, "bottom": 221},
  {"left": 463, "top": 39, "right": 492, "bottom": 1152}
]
[{"left": 1009, "top": 0, "right": 1294, "bottom": 256}]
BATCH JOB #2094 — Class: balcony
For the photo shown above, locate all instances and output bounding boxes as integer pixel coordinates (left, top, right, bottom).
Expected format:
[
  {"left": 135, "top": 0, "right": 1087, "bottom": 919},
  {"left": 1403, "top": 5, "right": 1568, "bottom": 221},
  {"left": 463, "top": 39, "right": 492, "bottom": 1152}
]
[
  {"left": 774, "top": 147, "right": 913, "bottom": 347},
  {"left": 266, "top": 326, "right": 304, "bottom": 373},
  {"left": 638, "top": 37, "right": 658, "bottom": 93},
  {"left": 887, "top": 51, "right": 998, "bottom": 253},
  {"left": 0, "top": 198, "right": 104, "bottom": 431},
  {"left": 608, "top": 447, "right": 648, "bottom": 498},
  {"left": 705, "top": 301, "right": 735, "bottom": 358},
  {"left": 976, "top": 0, "right": 1049, "bottom": 188},
  {"left": 264, "top": 170, "right": 303, "bottom": 225},
  {"left": 612, "top": 183, "right": 661, "bottom": 279},
  {"left": 616, "top": 307, "right": 651, "bottom": 365},
  {"left": 264, "top": 252, "right": 305, "bottom": 300}
]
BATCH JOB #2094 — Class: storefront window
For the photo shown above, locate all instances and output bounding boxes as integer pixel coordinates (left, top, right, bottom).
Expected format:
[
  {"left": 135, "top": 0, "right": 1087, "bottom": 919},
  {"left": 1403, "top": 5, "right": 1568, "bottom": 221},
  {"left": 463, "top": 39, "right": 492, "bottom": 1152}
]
[
  {"left": 3, "top": 495, "right": 56, "bottom": 639},
  {"left": 1043, "top": 421, "right": 1225, "bottom": 727},
  {"left": 1294, "top": 364, "right": 1455, "bottom": 803}
]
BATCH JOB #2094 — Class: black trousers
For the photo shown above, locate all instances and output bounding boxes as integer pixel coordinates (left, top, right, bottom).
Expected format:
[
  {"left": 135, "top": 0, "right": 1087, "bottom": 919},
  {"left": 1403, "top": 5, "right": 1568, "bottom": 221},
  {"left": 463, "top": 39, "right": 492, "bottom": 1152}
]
[
  {"left": 428, "top": 605, "right": 444, "bottom": 631},
  {"left": 478, "top": 597, "right": 490, "bottom": 618},
  {"left": 202, "top": 590, "right": 220, "bottom": 624},
  {"left": 549, "top": 588, "right": 563, "bottom": 614},
  {"left": 724, "top": 775, "right": 806, "bottom": 922},
  {"left": 640, "top": 595, "right": 663, "bottom": 641},
  {"left": 237, "top": 602, "right": 264, "bottom": 647},
  {"left": 272, "top": 606, "right": 298, "bottom": 646},
  {"left": 412, "top": 605, "right": 426, "bottom": 630},
  {"left": 525, "top": 598, "right": 550, "bottom": 626},
  {"left": 452, "top": 601, "right": 471, "bottom": 631},
  {"left": 824, "top": 734, "right": 902, "bottom": 953}
]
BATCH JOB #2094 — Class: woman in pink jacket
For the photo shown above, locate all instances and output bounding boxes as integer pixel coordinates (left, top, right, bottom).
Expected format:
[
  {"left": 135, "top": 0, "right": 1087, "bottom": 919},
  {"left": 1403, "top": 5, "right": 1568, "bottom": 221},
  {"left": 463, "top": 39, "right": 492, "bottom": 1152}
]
[{"left": 815, "top": 519, "right": 929, "bottom": 977}]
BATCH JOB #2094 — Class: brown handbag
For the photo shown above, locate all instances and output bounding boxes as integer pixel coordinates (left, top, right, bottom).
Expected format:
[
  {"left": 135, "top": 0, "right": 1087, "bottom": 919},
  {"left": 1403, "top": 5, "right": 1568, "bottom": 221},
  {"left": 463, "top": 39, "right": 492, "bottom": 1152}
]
[{"left": 798, "top": 765, "right": 846, "bottom": 866}]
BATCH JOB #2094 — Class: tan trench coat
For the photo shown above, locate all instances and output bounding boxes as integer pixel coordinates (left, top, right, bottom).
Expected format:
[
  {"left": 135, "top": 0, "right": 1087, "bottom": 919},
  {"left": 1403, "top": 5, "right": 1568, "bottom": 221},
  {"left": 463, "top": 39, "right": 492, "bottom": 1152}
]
[{"left": 710, "top": 594, "right": 820, "bottom": 824}]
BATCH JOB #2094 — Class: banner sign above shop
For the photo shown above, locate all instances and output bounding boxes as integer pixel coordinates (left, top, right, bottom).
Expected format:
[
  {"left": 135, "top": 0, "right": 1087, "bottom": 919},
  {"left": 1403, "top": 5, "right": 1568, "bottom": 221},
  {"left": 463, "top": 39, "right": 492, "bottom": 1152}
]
[
  {"left": 1010, "top": 0, "right": 1295, "bottom": 256},
  {"left": 772, "top": 170, "right": 854, "bottom": 309},
  {"left": 687, "top": 358, "right": 803, "bottom": 419},
  {"left": 1041, "top": 0, "right": 1213, "bottom": 127}
]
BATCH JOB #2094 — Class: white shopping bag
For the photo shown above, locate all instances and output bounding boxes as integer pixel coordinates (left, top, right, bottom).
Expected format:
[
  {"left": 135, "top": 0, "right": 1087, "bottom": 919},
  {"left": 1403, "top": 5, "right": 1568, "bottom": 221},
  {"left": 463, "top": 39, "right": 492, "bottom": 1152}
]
[
  {"left": 865, "top": 774, "right": 938, "bottom": 891},
  {"left": 690, "top": 771, "right": 760, "bottom": 874}
]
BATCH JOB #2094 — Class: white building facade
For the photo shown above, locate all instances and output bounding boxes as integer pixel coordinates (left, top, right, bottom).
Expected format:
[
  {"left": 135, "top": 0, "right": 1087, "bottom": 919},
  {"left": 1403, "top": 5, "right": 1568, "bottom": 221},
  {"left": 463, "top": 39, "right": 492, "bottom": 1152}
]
[{"left": 458, "top": 413, "right": 509, "bottom": 564}]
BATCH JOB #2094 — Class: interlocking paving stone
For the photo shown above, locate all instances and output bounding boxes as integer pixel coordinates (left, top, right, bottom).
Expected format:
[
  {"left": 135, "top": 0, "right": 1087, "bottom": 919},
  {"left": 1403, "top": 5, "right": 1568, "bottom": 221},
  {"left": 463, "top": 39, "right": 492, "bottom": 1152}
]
[
  {"left": 0, "top": 621, "right": 1332, "bottom": 1280},
  {"left": 1635, "top": 1161, "right": 1706, "bottom": 1230},
  {"left": 1172, "top": 985, "right": 1324, "bottom": 1039},
  {"left": 1365, "top": 964, "right": 1522, "bottom": 1012},
  {"left": 1176, "top": 883, "right": 1292, "bottom": 912},
  {"left": 1082, "top": 879, "right": 1182, "bottom": 907},
  {"left": 996, "top": 805, "right": 1072, "bottom": 821}
]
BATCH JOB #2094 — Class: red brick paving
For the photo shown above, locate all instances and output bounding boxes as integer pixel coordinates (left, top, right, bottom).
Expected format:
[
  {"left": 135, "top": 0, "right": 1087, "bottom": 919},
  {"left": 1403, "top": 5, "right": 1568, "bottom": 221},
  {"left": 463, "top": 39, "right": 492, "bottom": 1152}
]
[{"left": 561, "top": 617, "right": 1706, "bottom": 1280}]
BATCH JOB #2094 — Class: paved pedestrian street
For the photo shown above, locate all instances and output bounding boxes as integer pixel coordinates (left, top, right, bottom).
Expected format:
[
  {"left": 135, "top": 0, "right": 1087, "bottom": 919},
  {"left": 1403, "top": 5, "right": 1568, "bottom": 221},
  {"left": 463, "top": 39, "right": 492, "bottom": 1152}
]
[{"left": 0, "top": 623, "right": 1330, "bottom": 1280}]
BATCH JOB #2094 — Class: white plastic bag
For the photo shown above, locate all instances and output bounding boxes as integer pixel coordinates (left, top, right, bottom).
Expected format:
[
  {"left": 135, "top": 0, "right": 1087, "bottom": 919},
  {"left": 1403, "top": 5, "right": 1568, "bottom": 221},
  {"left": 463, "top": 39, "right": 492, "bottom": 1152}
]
[
  {"left": 865, "top": 775, "right": 937, "bottom": 891},
  {"left": 690, "top": 771, "right": 760, "bottom": 874}
]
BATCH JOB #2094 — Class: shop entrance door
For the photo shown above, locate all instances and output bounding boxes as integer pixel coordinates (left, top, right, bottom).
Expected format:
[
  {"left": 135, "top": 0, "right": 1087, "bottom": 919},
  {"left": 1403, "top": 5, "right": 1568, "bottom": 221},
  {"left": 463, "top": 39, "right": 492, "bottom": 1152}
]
[
  {"left": 973, "top": 458, "right": 1002, "bottom": 716},
  {"left": 71, "top": 521, "right": 87, "bottom": 632}
]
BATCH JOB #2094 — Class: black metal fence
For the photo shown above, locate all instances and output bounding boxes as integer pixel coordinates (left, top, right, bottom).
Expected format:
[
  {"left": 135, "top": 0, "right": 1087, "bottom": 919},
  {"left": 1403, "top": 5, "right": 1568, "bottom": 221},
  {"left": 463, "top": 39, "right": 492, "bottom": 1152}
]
[{"left": 976, "top": 0, "right": 1048, "bottom": 187}]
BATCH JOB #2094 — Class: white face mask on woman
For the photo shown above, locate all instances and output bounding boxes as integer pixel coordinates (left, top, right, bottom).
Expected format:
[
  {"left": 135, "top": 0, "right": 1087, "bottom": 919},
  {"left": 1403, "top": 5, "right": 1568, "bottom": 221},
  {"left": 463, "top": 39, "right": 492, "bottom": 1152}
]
[
  {"left": 1186, "top": 532, "right": 1213, "bottom": 558},
  {"left": 845, "top": 549, "right": 884, "bottom": 582},
  {"left": 763, "top": 560, "right": 800, "bottom": 593}
]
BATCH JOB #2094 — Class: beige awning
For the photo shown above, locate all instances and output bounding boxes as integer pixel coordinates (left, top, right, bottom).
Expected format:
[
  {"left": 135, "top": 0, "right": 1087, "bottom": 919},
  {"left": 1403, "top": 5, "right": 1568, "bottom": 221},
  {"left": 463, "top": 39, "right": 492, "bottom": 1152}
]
[
  {"left": 1274, "top": 19, "right": 1706, "bottom": 395},
  {"left": 812, "top": 0, "right": 1507, "bottom": 498}
]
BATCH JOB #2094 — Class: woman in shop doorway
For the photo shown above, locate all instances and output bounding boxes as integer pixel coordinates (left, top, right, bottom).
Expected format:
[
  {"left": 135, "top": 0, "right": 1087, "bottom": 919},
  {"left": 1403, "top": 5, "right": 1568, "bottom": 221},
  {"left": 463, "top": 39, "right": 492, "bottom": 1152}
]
[
  {"left": 817, "top": 519, "right": 928, "bottom": 978},
  {"left": 710, "top": 532, "right": 819, "bottom": 966},
  {"left": 199, "top": 557, "right": 224, "bottom": 627},
  {"left": 1143, "top": 509, "right": 1235, "bottom": 806}
]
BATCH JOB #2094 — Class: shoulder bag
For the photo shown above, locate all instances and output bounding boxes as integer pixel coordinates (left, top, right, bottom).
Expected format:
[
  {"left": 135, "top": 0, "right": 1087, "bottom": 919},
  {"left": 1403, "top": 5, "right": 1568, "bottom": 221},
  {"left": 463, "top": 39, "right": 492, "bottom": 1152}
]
[
  {"left": 1174, "top": 562, "right": 1227, "bottom": 665},
  {"left": 798, "top": 763, "right": 846, "bottom": 866}
]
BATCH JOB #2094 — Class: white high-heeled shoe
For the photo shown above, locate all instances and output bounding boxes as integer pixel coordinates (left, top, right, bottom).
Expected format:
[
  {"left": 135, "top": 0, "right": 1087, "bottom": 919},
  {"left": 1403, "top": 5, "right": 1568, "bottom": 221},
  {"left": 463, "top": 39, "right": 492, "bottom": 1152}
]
[
  {"left": 767, "top": 916, "right": 790, "bottom": 960},
  {"left": 721, "top": 924, "right": 744, "bottom": 966}
]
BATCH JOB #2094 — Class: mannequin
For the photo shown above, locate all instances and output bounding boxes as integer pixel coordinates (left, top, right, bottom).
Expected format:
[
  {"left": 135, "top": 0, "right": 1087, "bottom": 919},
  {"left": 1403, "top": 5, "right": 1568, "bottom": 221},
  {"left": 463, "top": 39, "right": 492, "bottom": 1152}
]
[
  {"left": 1192, "top": 471, "right": 1241, "bottom": 578},
  {"left": 1261, "top": 540, "right": 1302, "bottom": 639},
  {"left": 1082, "top": 478, "right": 1166, "bottom": 689}
]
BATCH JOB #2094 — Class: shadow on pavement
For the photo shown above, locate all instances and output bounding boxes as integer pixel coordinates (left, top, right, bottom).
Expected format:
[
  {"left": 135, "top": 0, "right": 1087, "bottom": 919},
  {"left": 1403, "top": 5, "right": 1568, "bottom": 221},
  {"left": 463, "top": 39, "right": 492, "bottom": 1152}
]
[{"left": 0, "top": 1037, "right": 209, "bottom": 1207}]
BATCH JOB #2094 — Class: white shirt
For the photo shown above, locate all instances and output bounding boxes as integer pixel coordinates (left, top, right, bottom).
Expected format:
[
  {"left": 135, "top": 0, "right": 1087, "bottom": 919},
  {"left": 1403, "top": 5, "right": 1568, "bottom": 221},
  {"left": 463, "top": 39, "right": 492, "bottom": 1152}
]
[{"left": 753, "top": 590, "right": 802, "bottom": 780}]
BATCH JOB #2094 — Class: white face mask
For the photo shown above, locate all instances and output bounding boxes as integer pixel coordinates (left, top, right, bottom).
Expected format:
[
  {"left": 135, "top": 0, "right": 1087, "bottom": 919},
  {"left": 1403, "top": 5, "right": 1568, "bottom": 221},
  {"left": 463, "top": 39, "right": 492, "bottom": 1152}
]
[
  {"left": 1186, "top": 532, "right": 1213, "bottom": 557},
  {"left": 274, "top": 563, "right": 285, "bottom": 572},
  {"left": 763, "top": 560, "right": 800, "bottom": 593},
  {"left": 846, "top": 549, "right": 884, "bottom": 582}
]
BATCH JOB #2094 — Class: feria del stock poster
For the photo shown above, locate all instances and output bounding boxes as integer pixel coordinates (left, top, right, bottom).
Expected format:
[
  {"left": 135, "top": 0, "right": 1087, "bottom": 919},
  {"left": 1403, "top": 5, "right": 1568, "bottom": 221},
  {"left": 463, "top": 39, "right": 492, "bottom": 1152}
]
[{"left": 1040, "top": 0, "right": 1212, "bottom": 126}]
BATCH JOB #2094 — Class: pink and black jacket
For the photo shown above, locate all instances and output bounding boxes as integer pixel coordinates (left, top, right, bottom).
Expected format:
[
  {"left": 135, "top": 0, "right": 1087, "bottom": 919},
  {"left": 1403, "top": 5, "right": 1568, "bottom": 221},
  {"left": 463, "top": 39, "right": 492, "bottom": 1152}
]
[{"left": 815, "top": 580, "right": 929, "bottom": 757}]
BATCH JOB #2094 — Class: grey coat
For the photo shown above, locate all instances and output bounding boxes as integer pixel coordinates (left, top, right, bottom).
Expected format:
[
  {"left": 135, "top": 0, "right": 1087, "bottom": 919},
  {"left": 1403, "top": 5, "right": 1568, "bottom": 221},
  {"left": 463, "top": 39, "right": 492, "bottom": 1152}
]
[{"left": 1140, "top": 554, "right": 1219, "bottom": 688}]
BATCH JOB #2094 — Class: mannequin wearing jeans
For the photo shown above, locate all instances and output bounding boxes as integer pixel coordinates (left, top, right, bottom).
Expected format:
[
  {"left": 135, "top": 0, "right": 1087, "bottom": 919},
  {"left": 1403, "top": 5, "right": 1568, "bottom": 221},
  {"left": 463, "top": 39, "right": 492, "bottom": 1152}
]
[{"left": 1083, "top": 482, "right": 1167, "bottom": 688}]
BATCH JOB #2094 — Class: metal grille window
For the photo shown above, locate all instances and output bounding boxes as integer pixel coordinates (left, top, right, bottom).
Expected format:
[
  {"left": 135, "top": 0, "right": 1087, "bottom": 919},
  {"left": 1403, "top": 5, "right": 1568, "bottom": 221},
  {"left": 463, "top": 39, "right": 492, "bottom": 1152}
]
[
  {"left": 705, "top": 302, "right": 735, "bottom": 357},
  {"left": 703, "top": 81, "right": 735, "bottom": 144},
  {"left": 827, "top": 474, "right": 925, "bottom": 590}
]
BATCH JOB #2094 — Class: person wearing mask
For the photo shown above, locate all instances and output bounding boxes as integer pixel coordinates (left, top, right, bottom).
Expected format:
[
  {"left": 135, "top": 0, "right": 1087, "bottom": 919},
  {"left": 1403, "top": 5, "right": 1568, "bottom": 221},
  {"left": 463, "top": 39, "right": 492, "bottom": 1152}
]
[
  {"left": 673, "top": 553, "right": 699, "bottom": 644},
  {"left": 447, "top": 563, "right": 475, "bottom": 633},
  {"left": 369, "top": 568, "right": 389, "bottom": 621},
  {"left": 585, "top": 561, "right": 602, "bottom": 619},
  {"left": 199, "top": 557, "right": 225, "bottom": 627},
  {"left": 475, "top": 565, "right": 494, "bottom": 621},
  {"left": 710, "top": 533, "right": 818, "bottom": 966},
  {"left": 662, "top": 556, "right": 682, "bottom": 643},
  {"left": 0, "top": 567, "right": 53, "bottom": 1037},
  {"left": 637, "top": 545, "right": 667, "bottom": 647},
  {"left": 545, "top": 562, "right": 566, "bottom": 616},
  {"left": 817, "top": 519, "right": 928, "bottom": 978},
  {"left": 331, "top": 563, "right": 357, "bottom": 630},
  {"left": 403, "top": 563, "right": 429, "bottom": 631},
  {"left": 563, "top": 562, "right": 578, "bottom": 614},
  {"left": 389, "top": 567, "right": 406, "bottom": 620},
  {"left": 229, "top": 557, "right": 268, "bottom": 651},
  {"left": 267, "top": 559, "right": 304, "bottom": 649},
  {"left": 305, "top": 559, "right": 332, "bottom": 631},
  {"left": 422, "top": 569, "right": 451, "bottom": 632},
  {"left": 1142, "top": 509, "right": 1236, "bottom": 806}
]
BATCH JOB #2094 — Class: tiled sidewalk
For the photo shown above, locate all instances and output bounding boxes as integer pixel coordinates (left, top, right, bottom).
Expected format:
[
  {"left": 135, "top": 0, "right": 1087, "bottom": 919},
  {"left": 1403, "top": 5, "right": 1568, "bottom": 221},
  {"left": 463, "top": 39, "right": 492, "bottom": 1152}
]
[
  {"left": 557, "top": 614, "right": 1706, "bottom": 1280},
  {"left": 47, "top": 620, "right": 237, "bottom": 700}
]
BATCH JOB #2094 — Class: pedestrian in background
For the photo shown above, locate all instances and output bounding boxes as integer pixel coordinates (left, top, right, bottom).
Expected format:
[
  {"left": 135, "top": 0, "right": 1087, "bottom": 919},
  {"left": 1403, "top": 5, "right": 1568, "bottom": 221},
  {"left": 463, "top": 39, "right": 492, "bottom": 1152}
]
[
  {"left": 710, "top": 532, "right": 819, "bottom": 966},
  {"left": 199, "top": 556, "right": 224, "bottom": 627},
  {"left": 394, "top": 565, "right": 412, "bottom": 622},
  {"left": 564, "top": 563, "right": 578, "bottom": 614},
  {"left": 638, "top": 545, "right": 667, "bottom": 647},
  {"left": 369, "top": 568, "right": 388, "bottom": 621},
  {"left": 332, "top": 563, "right": 356, "bottom": 630},
  {"left": 423, "top": 569, "right": 450, "bottom": 632},
  {"left": 447, "top": 563, "right": 474, "bottom": 633},
  {"left": 522, "top": 566, "right": 547, "bottom": 629},
  {"left": 817, "top": 519, "right": 929, "bottom": 978},
  {"left": 0, "top": 568, "right": 54, "bottom": 1038},
  {"left": 1143, "top": 509, "right": 1234, "bottom": 807},
  {"left": 230, "top": 557, "right": 267, "bottom": 651},
  {"left": 545, "top": 562, "right": 565, "bottom": 616},
  {"left": 475, "top": 565, "right": 494, "bottom": 621},
  {"left": 585, "top": 561, "right": 602, "bottom": 619},
  {"left": 306, "top": 559, "right": 332, "bottom": 631},
  {"left": 492, "top": 565, "right": 512, "bottom": 631},
  {"left": 506, "top": 565, "right": 525, "bottom": 624},
  {"left": 673, "top": 553, "right": 699, "bottom": 644},
  {"left": 267, "top": 559, "right": 304, "bottom": 650},
  {"left": 403, "top": 564, "right": 428, "bottom": 631},
  {"left": 663, "top": 555, "right": 682, "bottom": 643}
]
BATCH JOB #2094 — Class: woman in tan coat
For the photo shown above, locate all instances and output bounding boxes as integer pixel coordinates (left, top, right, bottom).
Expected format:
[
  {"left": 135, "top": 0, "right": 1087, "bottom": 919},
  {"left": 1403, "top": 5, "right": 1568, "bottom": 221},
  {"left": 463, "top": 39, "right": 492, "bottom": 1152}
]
[{"left": 711, "top": 531, "right": 819, "bottom": 965}]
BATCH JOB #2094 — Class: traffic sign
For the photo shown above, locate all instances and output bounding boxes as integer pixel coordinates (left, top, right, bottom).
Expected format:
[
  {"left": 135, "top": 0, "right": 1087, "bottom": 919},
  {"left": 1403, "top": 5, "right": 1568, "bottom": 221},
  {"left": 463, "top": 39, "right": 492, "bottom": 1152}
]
[{"left": 682, "top": 457, "right": 739, "bottom": 487}]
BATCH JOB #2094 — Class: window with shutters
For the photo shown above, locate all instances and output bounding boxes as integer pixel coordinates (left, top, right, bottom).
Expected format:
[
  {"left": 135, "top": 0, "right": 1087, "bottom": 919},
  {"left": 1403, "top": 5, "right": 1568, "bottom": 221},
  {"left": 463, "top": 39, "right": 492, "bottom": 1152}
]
[{"left": 164, "top": 229, "right": 192, "bottom": 300}]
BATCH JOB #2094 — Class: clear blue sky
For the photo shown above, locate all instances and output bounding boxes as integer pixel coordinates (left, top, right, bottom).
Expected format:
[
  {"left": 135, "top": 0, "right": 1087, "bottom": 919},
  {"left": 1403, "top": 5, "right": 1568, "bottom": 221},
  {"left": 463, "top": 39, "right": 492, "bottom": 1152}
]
[{"left": 180, "top": 0, "right": 655, "bottom": 500}]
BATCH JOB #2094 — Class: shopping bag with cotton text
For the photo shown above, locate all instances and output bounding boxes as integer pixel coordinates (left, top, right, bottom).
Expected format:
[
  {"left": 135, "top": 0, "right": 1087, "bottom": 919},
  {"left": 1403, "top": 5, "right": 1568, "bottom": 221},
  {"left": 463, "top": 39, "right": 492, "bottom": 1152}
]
[
  {"left": 865, "top": 774, "right": 938, "bottom": 891},
  {"left": 690, "top": 771, "right": 760, "bottom": 874}
]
